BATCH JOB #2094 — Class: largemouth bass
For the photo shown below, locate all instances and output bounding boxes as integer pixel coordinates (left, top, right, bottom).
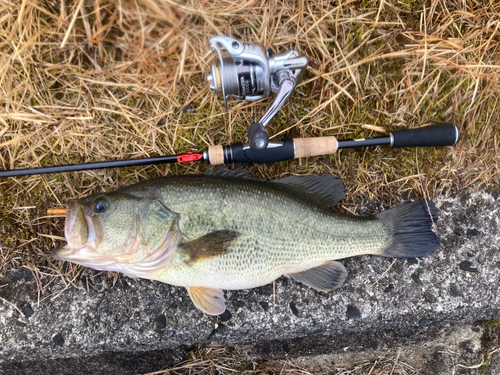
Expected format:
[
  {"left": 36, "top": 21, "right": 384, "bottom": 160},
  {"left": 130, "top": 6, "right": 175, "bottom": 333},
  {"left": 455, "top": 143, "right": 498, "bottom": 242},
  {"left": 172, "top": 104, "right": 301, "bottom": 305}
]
[{"left": 52, "top": 170, "right": 439, "bottom": 315}]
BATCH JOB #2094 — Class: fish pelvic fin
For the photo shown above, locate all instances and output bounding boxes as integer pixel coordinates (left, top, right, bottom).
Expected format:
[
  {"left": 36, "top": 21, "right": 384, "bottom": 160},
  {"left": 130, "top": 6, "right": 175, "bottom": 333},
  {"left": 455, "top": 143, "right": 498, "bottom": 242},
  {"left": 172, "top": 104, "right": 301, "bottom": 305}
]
[
  {"left": 287, "top": 260, "right": 348, "bottom": 292},
  {"left": 187, "top": 286, "right": 226, "bottom": 315},
  {"left": 180, "top": 230, "right": 240, "bottom": 264},
  {"left": 376, "top": 200, "right": 439, "bottom": 258}
]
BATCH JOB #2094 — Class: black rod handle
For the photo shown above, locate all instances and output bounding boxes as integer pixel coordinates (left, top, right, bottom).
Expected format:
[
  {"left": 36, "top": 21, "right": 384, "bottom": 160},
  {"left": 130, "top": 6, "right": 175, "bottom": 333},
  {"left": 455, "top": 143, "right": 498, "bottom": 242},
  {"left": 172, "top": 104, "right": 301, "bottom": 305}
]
[
  {"left": 391, "top": 123, "right": 460, "bottom": 148},
  {"left": 207, "top": 137, "right": 339, "bottom": 165},
  {"left": 207, "top": 140, "right": 296, "bottom": 164},
  {"left": 337, "top": 136, "right": 391, "bottom": 149}
]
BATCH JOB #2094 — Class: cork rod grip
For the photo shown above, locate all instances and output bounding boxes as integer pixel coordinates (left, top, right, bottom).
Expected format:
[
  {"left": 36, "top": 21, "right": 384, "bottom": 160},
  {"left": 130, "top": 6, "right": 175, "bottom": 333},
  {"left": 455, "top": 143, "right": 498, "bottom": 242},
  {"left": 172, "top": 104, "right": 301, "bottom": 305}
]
[
  {"left": 293, "top": 137, "right": 338, "bottom": 158},
  {"left": 208, "top": 145, "right": 224, "bottom": 165}
]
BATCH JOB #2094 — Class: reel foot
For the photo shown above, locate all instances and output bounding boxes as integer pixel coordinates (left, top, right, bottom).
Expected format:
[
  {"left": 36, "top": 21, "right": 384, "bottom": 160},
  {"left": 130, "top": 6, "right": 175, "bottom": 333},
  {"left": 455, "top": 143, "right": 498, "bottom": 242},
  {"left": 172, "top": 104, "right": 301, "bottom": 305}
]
[{"left": 248, "top": 122, "right": 269, "bottom": 152}]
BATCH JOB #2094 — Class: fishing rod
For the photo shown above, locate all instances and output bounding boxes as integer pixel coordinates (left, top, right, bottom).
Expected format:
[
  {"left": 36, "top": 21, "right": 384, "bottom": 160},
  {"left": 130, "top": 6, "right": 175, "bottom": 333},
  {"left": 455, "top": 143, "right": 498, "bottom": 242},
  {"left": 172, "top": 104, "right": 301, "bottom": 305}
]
[
  {"left": 0, "top": 37, "right": 460, "bottom": 178},
  {"left": 0, "top": 123, "right": 460, "bottom": 178}
]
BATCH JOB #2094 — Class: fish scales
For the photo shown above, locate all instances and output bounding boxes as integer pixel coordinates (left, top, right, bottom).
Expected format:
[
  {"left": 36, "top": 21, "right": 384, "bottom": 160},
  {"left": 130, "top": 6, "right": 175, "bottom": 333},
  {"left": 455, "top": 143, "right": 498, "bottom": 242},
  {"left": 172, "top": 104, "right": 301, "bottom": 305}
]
[
  {"left": 119, "top": 176, "right": 389, "bottom": 289},
  {"left": 53, "top": 172, "right": 439, "bottom": 315}
]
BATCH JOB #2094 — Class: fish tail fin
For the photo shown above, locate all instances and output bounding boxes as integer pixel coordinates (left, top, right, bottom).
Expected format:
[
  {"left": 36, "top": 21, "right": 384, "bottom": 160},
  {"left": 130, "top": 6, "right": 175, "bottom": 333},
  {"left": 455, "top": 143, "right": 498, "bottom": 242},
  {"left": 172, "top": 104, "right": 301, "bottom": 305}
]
[{"left": 376, "top": 200, "right": 439, "bottom": 258}]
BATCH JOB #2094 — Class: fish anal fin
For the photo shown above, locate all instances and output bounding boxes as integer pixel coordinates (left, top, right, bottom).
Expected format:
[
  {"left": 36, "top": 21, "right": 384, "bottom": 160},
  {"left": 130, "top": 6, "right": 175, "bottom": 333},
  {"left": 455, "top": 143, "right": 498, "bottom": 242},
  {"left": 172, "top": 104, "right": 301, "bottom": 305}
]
[
  {"left": 181, "top": 230, "right": 240, "bottom": 264},
  {"left": 287, "top": 260, "right": 348, "bottom": 292},
  {"left": 187, "top": 286, "right": 226, "bottom": 315}
]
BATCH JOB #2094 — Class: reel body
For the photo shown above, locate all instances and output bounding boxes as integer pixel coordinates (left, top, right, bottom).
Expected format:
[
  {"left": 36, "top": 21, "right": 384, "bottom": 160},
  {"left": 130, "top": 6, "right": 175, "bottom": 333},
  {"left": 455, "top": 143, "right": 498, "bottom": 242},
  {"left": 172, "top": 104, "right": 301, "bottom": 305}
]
[{"left": 207, "top": 36, "right": 308, "bottom": 151}]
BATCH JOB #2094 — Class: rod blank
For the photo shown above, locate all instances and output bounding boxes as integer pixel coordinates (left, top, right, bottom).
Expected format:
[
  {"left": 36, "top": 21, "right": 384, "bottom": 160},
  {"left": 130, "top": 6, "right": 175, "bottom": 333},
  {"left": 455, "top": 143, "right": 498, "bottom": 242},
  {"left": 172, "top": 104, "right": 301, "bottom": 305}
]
[{"left": 0, "top": 155, "right": 180, "bottom": 178}]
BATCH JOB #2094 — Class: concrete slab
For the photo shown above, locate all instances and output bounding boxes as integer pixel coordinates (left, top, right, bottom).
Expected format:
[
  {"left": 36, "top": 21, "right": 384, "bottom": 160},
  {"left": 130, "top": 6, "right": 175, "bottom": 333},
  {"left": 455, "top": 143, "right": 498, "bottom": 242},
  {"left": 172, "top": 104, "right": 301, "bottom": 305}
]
[{"left": 0, "top": 190, "right": 499, "bottom": 374}]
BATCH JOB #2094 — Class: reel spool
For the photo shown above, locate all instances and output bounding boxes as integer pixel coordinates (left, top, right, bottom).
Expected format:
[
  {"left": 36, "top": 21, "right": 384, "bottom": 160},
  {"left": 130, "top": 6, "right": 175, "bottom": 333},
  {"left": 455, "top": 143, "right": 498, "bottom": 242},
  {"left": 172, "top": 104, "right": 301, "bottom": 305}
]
[{"left": 207, "top": 36, "right": 308, "bottom": 152}]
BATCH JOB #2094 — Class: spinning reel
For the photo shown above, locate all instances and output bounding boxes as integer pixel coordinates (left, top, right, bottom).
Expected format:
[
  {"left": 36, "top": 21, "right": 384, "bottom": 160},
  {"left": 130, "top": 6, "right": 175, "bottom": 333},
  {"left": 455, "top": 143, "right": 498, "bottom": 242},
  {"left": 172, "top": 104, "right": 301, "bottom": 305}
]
[{"left": 207, "top": 36, "right": 308, "bottom": 152}]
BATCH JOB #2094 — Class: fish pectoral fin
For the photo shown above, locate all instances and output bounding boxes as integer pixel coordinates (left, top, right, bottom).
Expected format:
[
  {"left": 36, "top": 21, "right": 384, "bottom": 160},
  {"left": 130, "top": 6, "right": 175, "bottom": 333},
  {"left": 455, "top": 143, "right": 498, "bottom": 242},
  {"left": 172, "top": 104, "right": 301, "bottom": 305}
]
[
  {"left": 180, "top": 230, "right": 240, "bottom": 264},
  {"left": 287, "top": 260, "right": 348, "bottom": 292},
  {"left": 187, "top": 286, "right": 226, "bottom": 315}
]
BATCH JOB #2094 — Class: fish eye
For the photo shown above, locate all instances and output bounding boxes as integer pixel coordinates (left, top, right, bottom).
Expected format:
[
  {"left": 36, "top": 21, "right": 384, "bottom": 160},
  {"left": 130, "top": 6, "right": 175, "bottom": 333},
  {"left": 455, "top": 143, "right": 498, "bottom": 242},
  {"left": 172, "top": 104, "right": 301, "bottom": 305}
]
[{"left": 93, "top": 200, "right": 107, "bottom": 213}]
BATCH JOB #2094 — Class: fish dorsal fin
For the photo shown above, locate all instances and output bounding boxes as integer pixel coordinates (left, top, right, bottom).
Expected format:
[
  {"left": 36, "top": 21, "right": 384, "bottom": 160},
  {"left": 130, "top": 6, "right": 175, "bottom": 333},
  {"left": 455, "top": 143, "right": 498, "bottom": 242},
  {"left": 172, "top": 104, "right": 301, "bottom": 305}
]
[
  {"left": 205, "top": 166, "right": 262, "bottom": 180},
  {"left": 187, "top": 286, "right": 226, "bottom": 315},
  {"left": 272, "top": 175, "right": 345, "bottom": 207},
  {"left": 287, "top": 260, "right": 348, "bottom": 292},
  {"left": 180, "top": 230, "right": 240, "bottom": 264}
]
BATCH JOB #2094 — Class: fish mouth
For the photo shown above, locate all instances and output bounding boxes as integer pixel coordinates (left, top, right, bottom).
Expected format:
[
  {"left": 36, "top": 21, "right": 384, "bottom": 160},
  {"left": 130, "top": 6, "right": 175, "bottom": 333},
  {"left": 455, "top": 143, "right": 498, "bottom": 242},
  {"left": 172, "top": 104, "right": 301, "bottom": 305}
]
[
  {"left": 52, "top": 200, "right": 108, "bottom": 266},
  {"left": 51, "top": 245, "right": 74, "bottom": 260},
  {"left": 52, "top": 197, "right": 180, "bottom": 276},
  {"left": 51, "top": 244, "right": 116, "bottom": 267},
  {"left": 64, "top": 200, "right": 93, "bottom": 248}
]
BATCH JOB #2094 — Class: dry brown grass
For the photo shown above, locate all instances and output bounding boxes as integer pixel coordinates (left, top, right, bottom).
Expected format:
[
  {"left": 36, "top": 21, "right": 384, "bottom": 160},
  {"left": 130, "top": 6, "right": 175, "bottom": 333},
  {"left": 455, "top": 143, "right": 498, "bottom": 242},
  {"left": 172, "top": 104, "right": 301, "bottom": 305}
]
[
  {"left": 136, "top": 345, "right": 424, "bottom": 375},
  {"left": 0, "top": 0, "right": 499, "bottom": 371},
  {"left": 2, "top": 0, "right": 498, "bottom": 276}
]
